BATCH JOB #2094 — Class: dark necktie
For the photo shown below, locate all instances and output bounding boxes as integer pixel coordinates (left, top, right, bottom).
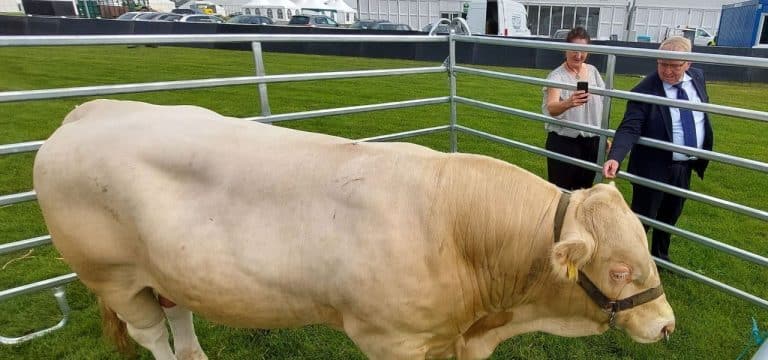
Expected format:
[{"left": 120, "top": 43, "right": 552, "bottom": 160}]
[{"left": 673, "top": 83, "right": 697, "bottom": 148}]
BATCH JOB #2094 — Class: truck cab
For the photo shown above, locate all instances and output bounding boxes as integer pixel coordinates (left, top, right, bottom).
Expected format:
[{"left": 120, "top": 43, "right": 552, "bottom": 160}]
[{"left": 466, "top": 0, "right": 531, "bottom": 37}]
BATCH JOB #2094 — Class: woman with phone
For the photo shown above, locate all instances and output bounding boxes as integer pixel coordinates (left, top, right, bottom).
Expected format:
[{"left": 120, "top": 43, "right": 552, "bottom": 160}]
[{"left": 542, "top": 27, "right": 605, "bottom": 190}]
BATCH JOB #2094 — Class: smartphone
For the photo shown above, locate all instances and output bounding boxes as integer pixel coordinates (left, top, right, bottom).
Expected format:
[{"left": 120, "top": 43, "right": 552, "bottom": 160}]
[{"left": 576, "top": 81, "right": 589, "bottom": 93}]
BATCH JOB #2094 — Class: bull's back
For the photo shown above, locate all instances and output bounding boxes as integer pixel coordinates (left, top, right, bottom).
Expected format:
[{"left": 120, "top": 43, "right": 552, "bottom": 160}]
[{"left": 34, "top": 100, "right": 453, "bottom": 327}]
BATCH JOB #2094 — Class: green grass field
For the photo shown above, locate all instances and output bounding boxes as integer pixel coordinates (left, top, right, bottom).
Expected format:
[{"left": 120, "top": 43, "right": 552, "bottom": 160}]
[{"left": 0, "top": 45, "right": 766, "bottom": 359}]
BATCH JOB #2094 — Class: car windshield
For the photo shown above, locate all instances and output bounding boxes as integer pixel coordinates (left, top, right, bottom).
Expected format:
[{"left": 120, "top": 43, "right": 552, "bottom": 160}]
[
  {"left": 289, "top": 16, "right": 310, "bottom": 24},
  {"left": 136, "top": 12, "right": 161, "bottom": 20},
  {"left": 157, "top": 14, "right": 182, "bottom": 21},
  {"left": 352, "top": 20, "right": 388, "bottom": 29},
  {"left": 116, "top": 12, "right": 138, "bottom": 20}
]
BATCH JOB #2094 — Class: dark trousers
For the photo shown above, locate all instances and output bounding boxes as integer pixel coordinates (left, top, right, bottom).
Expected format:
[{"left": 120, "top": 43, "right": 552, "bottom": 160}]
[
  {"left": 630, "top": 162, "right": 693, "bottom": 261},
  {"left": 545, "top": 132, "right": 600, "bottom": 191}
]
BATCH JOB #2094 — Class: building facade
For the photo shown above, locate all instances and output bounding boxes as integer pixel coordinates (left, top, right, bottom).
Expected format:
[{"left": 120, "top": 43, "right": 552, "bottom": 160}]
[
  {"left": 350, "top": 0, "right": 735, "bottom": 40},
  {"left": 353, "top": 0, "right": 463, "bottom": 30},
  {"left": 520, "top": 0, "right": 727, "bottom": 41}
]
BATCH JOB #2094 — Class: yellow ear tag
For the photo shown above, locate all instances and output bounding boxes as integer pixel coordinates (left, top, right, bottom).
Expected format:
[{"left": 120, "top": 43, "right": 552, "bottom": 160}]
[{"left": 567, "top": 262, "right": 578, "bottom": 281}]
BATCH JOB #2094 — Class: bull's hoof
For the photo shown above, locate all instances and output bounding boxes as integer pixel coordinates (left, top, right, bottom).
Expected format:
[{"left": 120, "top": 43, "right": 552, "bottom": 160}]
[{"left": 176, "top": 349, "right": 208, "bottom": 360}]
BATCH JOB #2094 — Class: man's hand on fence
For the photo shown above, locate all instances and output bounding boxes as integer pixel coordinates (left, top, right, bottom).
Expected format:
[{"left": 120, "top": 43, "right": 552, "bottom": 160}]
[{"left": 603, "top": 159, "right": 620, "bottom": 179}]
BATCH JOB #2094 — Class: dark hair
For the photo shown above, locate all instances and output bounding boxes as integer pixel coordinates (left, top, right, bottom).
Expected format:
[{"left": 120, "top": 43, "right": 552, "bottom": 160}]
[{"left": 566, "top": 27, "right": 591, "bottom": 44}]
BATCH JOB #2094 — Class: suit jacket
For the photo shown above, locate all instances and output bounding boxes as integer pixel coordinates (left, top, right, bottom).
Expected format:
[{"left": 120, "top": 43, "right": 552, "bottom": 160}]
[{"left": 608, "top": 67, "right": 714, "bottom": 181}]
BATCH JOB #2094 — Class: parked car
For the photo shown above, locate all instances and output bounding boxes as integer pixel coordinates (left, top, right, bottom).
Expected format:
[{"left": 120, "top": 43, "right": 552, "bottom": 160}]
[
  {"left": 664, "top": 26, "right": 717, "bottom": 46},
  {"left": 133, "top": 12, "right": 166, "bottom": 21},
  {"left": 376, "top": 23, "right": 412, "bottom": 31},
  {"left": 692, "top": 27, "right": 717, "bottom": 46},
  {"left": 227, "top": 15, "right": 274, "bottom": 25},
  {"left": 288, "top": 14, "right": 339, "bottom": 27},
  {"left": 154, "top": 13, "right": 184, "bottom": 22},
  {"left": 178, "top": 14, "right": 224, "bottom": 23},
  {"left": 116, "top": 12, "right": 143, "bottom": 20},
  {"left": 552, "top": 28, "right": 569, "bottom": 39},
  {"left": 171, "top": 8, "right": 200, "bottom": 15},
  {"left": 421, "top": 23, "right": 450, "bottom": 34},
  {"left": 350, "top": 19, "right": 391, "bottom": 29}
]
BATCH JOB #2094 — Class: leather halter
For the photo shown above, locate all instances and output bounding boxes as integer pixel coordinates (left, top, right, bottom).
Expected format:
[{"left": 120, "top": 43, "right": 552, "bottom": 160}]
[{"left": 553, "top": 192, "right": 665, "bottom": 328}]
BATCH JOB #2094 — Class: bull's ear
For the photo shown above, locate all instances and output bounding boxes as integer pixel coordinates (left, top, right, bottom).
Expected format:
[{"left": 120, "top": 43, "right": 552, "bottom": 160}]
[{"left": 551, "top": 221, "right": 596, "bottom": 282}]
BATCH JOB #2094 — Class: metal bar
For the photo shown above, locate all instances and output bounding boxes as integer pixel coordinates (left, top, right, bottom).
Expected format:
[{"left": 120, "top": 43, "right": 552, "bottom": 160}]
[
  {"left": 452, "top": 35, "right": 768, "bottom": 68},
  {"left": 251, "top": 41, "right": 271, "bottom": 117},
  {"left": 454, "top": 124, "right": 768, "bottom": 221},
  {"left": 455, "top": 124, "right": 601, "bottom": 171},
  {"left": 356, "top": 125, "right": 451, "bottom": 142},
  {"left": 0, "top": 273, "right": 77, "bottom": 302},
  {"left": 456, "top": 95, "right": 613, "bottom": 136},
  {"left": 454, "top": 96, "right": 768, "bottom": 174},
  {"left": 0, "top": 35, "right": 448, "bottom": 47},
  {"left": 655, "top": 259, "right": 768, "bottom": 310},
  {"left": 0, "top": 235, "right": 51, "bottom": 256},
  {"left": 617, "top": 171, "right": 768, "bottom": 221},
  {"left": 639, "top": 216, "right": 768, "bottom": 268},
  {"left": 0, "top": 141, "right": 43, "bottom": 155},
  {"left": 1, "top": 97, "right": 451, "bottom": 157},
  {"left": 0, "top": 191, "right": 36, "bottom": 206},
  {"left": 0, "top": 286, "right": 71, "bottom": 345},
  {"left": 454, "top": 65, "right": 768, "bottom": 123},
  {"left": 449, "top": 34, "right": 458, "bottom": 153},
  {"left": 0, "top": 66, "right": 446, "bottom": 103},
  {"left": 246, "top": 97, "right": 450, "bottom": 123},
  {"left": 595, "top": 54, "right": 616, "bottom": 183},
  {"left": 613, "top": 88, "right": 768, "bottom": 123}
]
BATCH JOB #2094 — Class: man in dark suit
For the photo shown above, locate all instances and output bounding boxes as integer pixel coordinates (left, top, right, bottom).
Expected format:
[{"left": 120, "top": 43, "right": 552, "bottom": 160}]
[{"left": 602, "top": 36, "right": 714, "bottom": 262}]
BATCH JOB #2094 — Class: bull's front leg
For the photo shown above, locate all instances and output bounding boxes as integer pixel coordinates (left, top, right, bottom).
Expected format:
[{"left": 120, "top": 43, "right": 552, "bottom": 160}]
[
  {"left": 343, "top": 316, "right": 431, "bottom": 360},
  {"left": 454, "top": 312, "right": 536, "bottom": 360},
  {"left": 161, "top": 297, "right": 208, "bottom": 360}
]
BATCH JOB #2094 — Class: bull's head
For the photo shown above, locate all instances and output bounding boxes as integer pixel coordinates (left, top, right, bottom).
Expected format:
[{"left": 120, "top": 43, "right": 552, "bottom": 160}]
[{"left": 551, "top": 183, "right": 675, "bottom": 343}]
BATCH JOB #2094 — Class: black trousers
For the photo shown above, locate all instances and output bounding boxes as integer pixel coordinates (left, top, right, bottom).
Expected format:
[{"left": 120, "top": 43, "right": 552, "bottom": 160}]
[
  {"left": 630, "top": 162, "right": 693, "bottom": 261},
  {"left": 545, "top": 132, "right": 600, "bottom": 191}
]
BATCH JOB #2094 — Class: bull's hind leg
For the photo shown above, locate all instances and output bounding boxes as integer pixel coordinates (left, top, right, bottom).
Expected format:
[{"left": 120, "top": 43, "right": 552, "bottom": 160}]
[
  {"left": 102, "top": 287, "right": 176, "bottom": 360},
  {"left": 160, "top": 297, "right": 208, "bottom": 360}
]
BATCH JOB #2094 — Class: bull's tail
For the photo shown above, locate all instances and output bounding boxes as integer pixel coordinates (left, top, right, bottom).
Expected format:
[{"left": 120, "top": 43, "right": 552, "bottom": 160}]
[{"left": 98, "top": 297, "right": 135, "bottom": 356}]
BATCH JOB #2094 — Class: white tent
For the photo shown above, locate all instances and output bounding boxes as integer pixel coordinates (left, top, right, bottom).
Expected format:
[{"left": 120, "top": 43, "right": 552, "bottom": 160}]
[
  {"left": 242, "top": 0, "right": 300, "bottom": 23},
  {"left": 326, "top": 0, "right": 356, "bottom": 24}
]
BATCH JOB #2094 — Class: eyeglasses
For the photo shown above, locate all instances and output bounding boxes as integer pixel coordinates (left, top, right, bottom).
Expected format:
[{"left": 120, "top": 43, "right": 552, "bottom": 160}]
[{"left": 657, "top": 61, "right": 687, "bottom": 70}]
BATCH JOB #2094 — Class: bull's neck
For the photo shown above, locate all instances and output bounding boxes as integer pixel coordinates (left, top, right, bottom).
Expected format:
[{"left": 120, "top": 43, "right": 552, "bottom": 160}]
[{"left": 442, "top": 154, "right": 562, "bottom": 314}]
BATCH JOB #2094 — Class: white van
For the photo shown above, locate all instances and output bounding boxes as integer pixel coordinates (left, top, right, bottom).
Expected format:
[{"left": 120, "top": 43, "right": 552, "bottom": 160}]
[{"left": 466, "top": 0, "right": 531, "bottom": 37}]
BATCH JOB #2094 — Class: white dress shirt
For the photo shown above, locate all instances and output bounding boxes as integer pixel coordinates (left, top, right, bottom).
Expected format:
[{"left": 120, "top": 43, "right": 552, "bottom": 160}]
[{"left": 662, "top": 73, "right": 706, "bottom": 161}]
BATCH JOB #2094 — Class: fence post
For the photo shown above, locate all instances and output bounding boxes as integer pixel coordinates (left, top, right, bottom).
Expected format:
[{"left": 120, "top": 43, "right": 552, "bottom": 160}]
[
  {"left": 251, "top": 41, "right": 271, "bottom": 117},
  {"left": 595, "top": 54, "right": 616, "bottom": 182},
  {"left": 449, "top": 33, "right": 458, "bottom": 153}
]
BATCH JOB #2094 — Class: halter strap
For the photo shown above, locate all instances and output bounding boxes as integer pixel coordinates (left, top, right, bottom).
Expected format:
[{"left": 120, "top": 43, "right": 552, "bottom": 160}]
[{"left": 552, "top": 191, "right": 665, "bottom": 328}]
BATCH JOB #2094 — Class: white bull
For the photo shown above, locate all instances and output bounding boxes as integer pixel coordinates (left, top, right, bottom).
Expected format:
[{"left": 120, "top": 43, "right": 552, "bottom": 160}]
[{"left": 33, "top": 100, "right": 675, "bottom": 359}]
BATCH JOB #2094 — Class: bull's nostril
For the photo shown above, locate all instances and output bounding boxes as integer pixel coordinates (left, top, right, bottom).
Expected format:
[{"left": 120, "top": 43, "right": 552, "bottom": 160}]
[{"left": 661, "top": 322, "right": 676, "bottom": 342}]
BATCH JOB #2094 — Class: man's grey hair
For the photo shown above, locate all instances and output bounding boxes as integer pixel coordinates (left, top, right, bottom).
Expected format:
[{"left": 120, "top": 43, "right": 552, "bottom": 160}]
[{"left": 659, "top": 36, "right": 692, "bottom": 52}]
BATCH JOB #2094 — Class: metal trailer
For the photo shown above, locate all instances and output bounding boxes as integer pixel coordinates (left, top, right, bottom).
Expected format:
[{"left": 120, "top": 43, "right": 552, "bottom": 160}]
[
  {"left": 0, "top": 25, "right": 767, "bottom": 356},
  {"left": 717, "top": 0, "right": 768, "bottom": 47}
]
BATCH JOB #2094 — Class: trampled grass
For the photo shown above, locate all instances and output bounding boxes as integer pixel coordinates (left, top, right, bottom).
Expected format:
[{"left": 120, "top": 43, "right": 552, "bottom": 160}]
[{"left": 0, "top": 45, "right": 766, "bottom": 359}]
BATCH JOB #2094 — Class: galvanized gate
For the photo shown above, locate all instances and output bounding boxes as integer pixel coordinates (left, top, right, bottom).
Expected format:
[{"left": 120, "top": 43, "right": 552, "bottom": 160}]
[{"left": 0, "top": 31, "right": 766, "bottom": 355}]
